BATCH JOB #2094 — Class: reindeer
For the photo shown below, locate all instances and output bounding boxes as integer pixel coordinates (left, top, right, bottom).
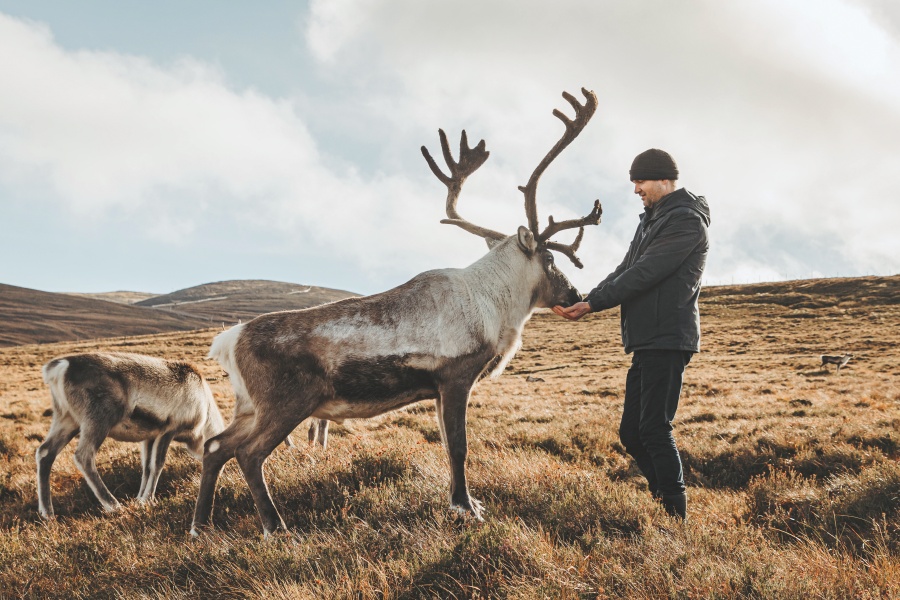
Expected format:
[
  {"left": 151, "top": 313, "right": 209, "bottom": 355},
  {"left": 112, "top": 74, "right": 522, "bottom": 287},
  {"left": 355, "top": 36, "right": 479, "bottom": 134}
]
[
  {"left": 36, "top": 352, "right": 225, "bottom": 518},
  {"left": 191, "top": 88, "right": 602, "bottom": 537},
  {"left": 821, "top": 353, "right": 852, "bottom": 371}
]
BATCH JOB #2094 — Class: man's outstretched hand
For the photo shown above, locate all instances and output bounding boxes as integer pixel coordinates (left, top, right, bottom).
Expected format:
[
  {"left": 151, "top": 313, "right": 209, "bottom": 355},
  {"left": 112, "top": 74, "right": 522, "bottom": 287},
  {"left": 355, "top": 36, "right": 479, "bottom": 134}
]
[{"left": 552, "top": 302, "right": 593, "bottom": 321}]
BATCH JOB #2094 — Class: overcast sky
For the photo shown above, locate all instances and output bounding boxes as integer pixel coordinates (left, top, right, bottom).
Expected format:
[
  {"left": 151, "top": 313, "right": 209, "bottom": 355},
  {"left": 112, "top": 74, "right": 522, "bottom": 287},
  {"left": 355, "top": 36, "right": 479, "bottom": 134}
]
[{"left": 1, "top": 0, "right": 898, "bottom": 296}]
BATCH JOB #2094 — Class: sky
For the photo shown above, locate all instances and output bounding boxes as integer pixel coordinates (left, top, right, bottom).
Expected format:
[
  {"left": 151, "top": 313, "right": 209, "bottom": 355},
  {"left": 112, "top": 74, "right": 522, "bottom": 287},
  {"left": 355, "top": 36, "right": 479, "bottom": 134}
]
[{"left": 1, "top": 0, "right": 898, "bottom": 296}]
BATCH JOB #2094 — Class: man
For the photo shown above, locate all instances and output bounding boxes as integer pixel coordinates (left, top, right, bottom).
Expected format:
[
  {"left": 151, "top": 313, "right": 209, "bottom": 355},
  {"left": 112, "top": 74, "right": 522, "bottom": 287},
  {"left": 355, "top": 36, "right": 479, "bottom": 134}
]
[{"left": 553, "top": 148, "right": 710, "bottom": 520}]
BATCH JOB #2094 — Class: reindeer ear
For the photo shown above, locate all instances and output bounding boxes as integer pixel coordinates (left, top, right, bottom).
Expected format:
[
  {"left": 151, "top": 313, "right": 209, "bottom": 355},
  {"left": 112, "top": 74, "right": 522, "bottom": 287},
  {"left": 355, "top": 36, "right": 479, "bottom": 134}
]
[{"left": 516, "top": 226, "right": 538, "bottom": 255}]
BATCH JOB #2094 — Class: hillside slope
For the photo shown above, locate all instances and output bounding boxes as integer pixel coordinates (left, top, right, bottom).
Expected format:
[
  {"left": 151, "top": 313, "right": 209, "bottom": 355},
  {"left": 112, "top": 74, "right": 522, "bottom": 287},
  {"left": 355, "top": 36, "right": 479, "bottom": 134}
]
[
  {"left": 0, "top": 284, "right": 210, "bottom": 347},
  {"left": 0, "top": 279, "right": 360, "bottom": 347},
  {"left": 136, "top": 279, "right": 359, "bottom": 324}
]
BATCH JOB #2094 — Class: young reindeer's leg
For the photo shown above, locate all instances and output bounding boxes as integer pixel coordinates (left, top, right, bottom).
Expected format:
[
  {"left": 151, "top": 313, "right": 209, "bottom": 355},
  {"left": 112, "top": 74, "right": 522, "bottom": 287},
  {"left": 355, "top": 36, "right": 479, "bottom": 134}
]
[
  {"left": 234, "top": 409, "right": 305, "bottom": 537},
  {"left": 138, "top": 431, "right": 176, "bottom": 503},
  {"left": 138, "top": 439, "right": 153, "bottom": 500},
  {"left": 72, "top": 421, "right": 120, "bottom": 512},
  {"left": 438, "top": 383, "right": 482, "bottom": 520},
  {"left": 35, "top": 416, "right": 80, "bottom": 518},
  {"left": 191, "top": 412, "right": 254, "bottom": 535}
]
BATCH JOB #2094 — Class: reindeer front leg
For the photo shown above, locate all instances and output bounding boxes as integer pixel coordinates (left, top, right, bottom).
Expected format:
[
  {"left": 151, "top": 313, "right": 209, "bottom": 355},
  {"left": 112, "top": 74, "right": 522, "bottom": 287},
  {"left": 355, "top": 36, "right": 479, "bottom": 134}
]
[{"left": 437, "top": 384, "right": 483, "bottom": 520}]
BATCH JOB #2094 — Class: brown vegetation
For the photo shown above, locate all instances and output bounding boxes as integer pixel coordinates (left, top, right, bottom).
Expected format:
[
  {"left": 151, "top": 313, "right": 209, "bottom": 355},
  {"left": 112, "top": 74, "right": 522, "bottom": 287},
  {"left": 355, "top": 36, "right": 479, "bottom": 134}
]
[
  {"left": 0, "top": 275, "right": 897, "bottom": 598},
  {"left": 0, "top": 280, "right": 358, "bottom": 348},
  {"left": 0, "top": 284, "right": 209, "bottom": 348},
  {"left": 67, "top": 291, "right": 159, "bottom": 305}
]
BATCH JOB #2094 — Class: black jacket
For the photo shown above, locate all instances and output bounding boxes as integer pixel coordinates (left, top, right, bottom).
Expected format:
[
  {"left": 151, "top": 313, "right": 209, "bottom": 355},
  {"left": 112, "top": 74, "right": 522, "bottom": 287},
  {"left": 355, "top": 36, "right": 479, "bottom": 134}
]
[{"left": 585, "top": 188, "right": 710, "bottom": 353}]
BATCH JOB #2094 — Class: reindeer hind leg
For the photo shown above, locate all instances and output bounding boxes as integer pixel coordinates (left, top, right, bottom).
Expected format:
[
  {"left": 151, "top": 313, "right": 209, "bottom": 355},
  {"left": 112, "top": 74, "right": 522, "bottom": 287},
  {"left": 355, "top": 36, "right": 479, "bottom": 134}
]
[
  {"left": 72, "top": 422, "right": 120, "bottom": 512},
  {"left": 139, "top": 431, "right": 175, "bottom": 503},
  {"left": 234, "top": 409, "right": 308, "bottom": 536},
  {"left": 36, "top": 415, "right": 79, "bottom": 518},
  {"left": 191, "top": 411, "right": 257, "bottom": 534}
]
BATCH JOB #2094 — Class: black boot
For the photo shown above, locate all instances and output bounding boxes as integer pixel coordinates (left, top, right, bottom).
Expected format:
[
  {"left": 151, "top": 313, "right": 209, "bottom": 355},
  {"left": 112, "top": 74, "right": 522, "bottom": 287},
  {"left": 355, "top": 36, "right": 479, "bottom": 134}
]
[{"left": 661, "top": 493, "right": 686, "bottom": 520}]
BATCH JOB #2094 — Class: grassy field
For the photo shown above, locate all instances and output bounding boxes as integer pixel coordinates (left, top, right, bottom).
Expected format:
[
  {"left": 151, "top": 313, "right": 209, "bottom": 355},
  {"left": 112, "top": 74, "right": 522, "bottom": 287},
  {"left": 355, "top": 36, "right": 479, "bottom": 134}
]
[{"left": 0, "top": 277, "right": 897, "bottom": 598}]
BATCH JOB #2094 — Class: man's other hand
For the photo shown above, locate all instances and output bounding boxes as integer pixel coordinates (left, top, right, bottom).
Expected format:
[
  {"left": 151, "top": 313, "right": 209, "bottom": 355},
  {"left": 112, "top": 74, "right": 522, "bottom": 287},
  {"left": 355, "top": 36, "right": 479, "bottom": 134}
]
[{"left": 552, "top": 302, "right": 592, "bottom": 321}]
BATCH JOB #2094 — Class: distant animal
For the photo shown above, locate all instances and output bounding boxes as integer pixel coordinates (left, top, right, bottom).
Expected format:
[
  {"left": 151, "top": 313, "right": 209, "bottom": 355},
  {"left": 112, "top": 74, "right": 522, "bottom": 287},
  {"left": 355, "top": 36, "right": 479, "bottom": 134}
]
[
  {"left": 36, "top": 352, "right": 225, "bottom": 518},
  {"left": 308, "top": 418, "right": 329, "bottom": 449},
  {"left": 821, "top": 353, "right": 852, "bottom": 371},
  {"left": 282, "top": 418, "right": 329, "bottom": 450},
  {"left": 191, "top": 88, "right": 602, "bottom": 537}
]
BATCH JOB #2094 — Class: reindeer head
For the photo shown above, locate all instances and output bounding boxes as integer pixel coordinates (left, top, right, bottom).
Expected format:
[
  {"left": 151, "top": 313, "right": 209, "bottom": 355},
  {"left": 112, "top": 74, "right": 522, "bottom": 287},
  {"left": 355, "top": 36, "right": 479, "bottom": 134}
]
[{"left": 421, "top": 88, "right": 602, "bottom": 308}]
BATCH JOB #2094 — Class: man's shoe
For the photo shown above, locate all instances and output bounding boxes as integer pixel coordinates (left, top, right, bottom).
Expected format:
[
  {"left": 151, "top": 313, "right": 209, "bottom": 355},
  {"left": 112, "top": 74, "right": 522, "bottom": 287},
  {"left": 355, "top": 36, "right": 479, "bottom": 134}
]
[{"left": 661, "top": 493, "right": 686, "bottom": 520}]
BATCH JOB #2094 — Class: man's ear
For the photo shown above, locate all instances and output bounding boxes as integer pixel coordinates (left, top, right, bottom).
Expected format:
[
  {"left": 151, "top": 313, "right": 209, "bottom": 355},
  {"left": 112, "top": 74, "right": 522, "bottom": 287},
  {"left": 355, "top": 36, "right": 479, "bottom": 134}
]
[{"left": 516, "top": 226, "right": 538, "bottom": 255}]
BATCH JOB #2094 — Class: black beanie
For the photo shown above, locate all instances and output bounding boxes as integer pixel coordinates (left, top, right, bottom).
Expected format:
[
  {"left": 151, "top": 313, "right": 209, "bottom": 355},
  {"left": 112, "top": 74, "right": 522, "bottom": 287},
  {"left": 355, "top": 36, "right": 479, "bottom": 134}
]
[{"left": 629, "top": 149, "right": 678, "bottom": 181}]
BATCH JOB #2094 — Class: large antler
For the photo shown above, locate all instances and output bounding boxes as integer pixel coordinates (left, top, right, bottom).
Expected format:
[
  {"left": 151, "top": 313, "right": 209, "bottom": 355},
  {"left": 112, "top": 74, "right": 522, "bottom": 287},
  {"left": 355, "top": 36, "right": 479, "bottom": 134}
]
[
  {"left": 421, "top": 129, "right": 506, "bottom": 243},
  {"left": 519, "top": 88, "right": 602, "bottom": 268},
  {"left": 541, "top": 199, "right": 602, "bottom": 269}
]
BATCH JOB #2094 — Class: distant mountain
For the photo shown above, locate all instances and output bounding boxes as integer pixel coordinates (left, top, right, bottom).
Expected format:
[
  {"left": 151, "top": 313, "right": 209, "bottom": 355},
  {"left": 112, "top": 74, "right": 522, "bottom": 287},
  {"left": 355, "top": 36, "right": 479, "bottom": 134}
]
[
  {"left": 135, "top": 280, "right": 359, "bottom": 325},
  {"left": 6, "top": 275, "right": 893, "bottom": 349},
  {"left": 0, "top": 280, "right": 360, "bottom": 347},
  {"left": 0, "top": 284, "right": 210, "bottom": 347}
]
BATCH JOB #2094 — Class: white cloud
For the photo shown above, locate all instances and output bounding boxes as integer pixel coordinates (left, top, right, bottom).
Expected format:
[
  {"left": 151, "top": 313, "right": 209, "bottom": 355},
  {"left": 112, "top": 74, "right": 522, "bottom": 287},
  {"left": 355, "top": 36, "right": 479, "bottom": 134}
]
[
  {"left": 304, "top": 0, "right": 900, "bottom": 287},
  {"left": 1, "top": 1, "right": 899, "bottom": 297},
  {"left": 0, "top": 12, "right": 491, "bottom": 289}
]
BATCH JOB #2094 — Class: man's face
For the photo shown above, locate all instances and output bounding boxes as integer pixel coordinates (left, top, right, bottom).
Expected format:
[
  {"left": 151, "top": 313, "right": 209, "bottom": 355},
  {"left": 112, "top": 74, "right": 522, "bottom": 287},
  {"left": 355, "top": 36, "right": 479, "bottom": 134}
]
[{"left": 632, "top": 180, "right": 672, "bottom": 208}]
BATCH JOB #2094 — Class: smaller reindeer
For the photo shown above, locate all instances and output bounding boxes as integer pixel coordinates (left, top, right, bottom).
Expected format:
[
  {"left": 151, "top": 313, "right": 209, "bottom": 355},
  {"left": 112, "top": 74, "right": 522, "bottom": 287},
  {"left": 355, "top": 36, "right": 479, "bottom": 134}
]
[
  {"left": 37, "top": 352, "right": 225, "bottom": 518},
  {"left": 821, "top": 354, "right": 852, "bottom": 372}
]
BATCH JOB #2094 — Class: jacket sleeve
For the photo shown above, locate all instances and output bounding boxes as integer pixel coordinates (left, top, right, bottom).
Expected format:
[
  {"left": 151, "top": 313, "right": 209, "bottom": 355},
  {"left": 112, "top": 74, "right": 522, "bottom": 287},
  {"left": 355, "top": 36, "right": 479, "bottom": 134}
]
[{"left": 585, "top": 211, "right": 707, "bottom": 312}]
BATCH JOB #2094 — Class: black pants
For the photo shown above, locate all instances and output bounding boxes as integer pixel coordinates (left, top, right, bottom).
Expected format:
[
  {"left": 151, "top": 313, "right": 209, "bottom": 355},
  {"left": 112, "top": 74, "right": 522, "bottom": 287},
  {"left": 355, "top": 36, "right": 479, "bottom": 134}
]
[{"left": 619, "top": 349, "right": 692, "bottom": 498}]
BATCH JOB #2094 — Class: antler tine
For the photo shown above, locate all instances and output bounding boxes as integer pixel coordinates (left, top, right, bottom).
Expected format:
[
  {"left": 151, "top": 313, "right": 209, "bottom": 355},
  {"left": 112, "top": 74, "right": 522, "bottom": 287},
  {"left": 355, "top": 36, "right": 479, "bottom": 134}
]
[
  {"left": 518, "top": 88, "right": 599, "bottom": 237},
  {"left": 538, "top": 199, "right": 602, "bottom": 242},
  {"left": 421, "top": 129, "right": 453, "bottom": 186},
  {"left": 545, "top": 229, "right": 587, "bottom": 269},
  {"left": 539, "top": 199, "right": 602, "bottom": 268},
  {"left": 422, "top": 129, "right": 505, "bottom": 242}
]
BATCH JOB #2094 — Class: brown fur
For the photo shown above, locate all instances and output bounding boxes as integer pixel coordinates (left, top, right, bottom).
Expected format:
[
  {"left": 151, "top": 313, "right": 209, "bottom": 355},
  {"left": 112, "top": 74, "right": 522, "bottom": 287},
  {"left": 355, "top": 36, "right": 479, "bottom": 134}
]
[{"left": 37, "top": 352, "right": 224, "bottom": 517}]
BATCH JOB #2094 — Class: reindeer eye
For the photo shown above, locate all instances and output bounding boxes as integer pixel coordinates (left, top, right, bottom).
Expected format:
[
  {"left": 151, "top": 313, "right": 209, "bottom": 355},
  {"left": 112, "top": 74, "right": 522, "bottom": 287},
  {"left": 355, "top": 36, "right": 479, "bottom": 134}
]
[{"left": 544, "top": 251, "right": 555, "bottom": 265}]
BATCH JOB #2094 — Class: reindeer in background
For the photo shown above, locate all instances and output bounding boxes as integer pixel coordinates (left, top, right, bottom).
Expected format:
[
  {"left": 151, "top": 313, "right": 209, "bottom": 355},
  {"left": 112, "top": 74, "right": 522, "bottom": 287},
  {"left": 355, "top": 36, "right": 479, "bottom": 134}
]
[
  {"left": 821, "top": 353, "right": 853, "bottom": 372},
  {"left": 191, "top": 89, "right": 602, "bottom": 537},
  {"left": 37, "top": 353, "right": 224, "bottom": 518}
]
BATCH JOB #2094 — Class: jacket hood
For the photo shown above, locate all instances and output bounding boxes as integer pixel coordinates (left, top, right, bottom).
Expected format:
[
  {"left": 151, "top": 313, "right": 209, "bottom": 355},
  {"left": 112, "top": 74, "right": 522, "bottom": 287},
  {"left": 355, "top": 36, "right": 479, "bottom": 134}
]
[{"left": 649, "top": 187, "right": 711, "bottom": 226}]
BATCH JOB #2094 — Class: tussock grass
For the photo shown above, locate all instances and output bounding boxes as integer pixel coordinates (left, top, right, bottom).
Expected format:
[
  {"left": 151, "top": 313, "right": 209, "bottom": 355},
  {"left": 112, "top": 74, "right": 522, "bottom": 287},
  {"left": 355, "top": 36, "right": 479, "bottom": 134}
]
[{"left": 0, "top": 277, "right": 898, "bottom": 597}]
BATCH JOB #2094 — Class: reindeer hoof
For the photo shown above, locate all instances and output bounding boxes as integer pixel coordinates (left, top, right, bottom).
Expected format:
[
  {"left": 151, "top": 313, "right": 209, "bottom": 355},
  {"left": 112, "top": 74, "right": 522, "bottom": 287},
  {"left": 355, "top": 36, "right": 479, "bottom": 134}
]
[
  {"left": 262, "top": 526, "right": 293, "bottom": 541},
  {"left": 451, "top": 498, "right": 485, "bottom": 522},
  {"left": 189, "top": 524, "right": 208, "bottom": 538}
]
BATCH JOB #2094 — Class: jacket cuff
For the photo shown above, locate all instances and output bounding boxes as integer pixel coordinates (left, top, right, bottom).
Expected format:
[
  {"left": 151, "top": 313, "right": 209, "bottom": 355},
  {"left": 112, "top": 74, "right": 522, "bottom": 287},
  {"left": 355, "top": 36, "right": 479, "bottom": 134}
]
[{"left": 585, "top": 291, "right": 605, "bottom": 313}]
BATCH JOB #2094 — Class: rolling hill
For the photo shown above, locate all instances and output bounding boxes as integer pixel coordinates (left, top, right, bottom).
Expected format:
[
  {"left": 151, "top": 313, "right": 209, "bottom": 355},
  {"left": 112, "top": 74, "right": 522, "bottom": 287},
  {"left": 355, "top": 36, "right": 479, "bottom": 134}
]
[
  {"left": 135, "top": 279, "right": 358, "bottom": 324},
  {"left": 0, "top": 280, "right": 359, "bottom": 347},
  {"left": 2, "top": 275, "right": 894, "bottom": 349},
  {"left": 0, "top": 283, "right": 210, "bottom": 347}
]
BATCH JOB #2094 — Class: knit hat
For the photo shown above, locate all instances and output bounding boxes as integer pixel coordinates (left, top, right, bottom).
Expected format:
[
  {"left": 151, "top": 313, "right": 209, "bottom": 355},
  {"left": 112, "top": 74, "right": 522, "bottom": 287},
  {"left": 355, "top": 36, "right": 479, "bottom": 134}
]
[{"left": 629, "top": 149, "right": 679, "bottom": 181}]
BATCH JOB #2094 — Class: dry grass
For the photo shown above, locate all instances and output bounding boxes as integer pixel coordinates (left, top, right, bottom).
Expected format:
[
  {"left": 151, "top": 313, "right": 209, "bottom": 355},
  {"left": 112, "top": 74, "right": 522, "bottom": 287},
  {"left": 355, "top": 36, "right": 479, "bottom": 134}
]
[{"left": 0, "top": 277, "right": 897, "bottom": 598}]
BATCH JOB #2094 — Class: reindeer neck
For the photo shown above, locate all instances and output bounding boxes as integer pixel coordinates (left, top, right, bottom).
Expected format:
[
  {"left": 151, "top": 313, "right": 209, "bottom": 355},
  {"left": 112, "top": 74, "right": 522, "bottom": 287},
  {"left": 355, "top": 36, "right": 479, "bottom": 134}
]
[{"left": 462, "top": 240, "right": 537, "bottom": 331}]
